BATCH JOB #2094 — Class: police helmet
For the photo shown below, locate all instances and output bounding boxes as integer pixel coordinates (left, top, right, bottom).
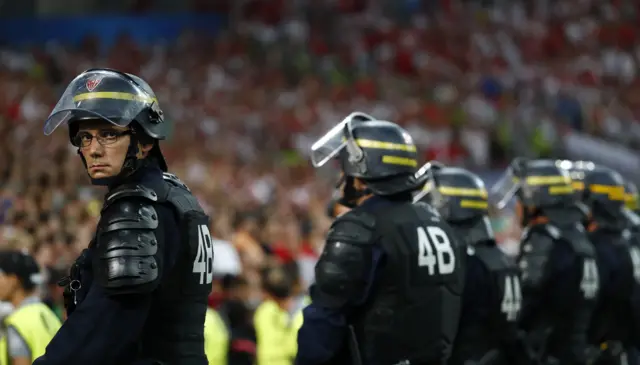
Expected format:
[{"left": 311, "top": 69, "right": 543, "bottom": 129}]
[
  {"left": 414, "top": 162, "right": 496, "bottom": 245},
  {"left": 310, "top": 112, "right": 426, "bottom": 195},
  {"left": 555, "top": 160, "right": 596, "bottom": 194},
  {"left": 580, "top": 166, "right": 626, "bottom": 220},
  {"left": 44, "top": 68, "right": 168, "bottom": 171},
  {"left": 414, "top": 164, "right": 489, "bottom": 222},
  {"left": 555, "top": 159, "right": 595, "bottom": 217},
  {"left": 490, "top": 158, "right": 576, "bottom": 210}
]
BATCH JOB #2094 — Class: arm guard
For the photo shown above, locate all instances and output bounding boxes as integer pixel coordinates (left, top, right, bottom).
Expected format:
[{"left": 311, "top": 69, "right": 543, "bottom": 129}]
[
  {"left": 94, "top": 184, "right": 161, "bottom": 295},
  {"left": 313, "top": 210, "right": 376, "bottom": 309}
]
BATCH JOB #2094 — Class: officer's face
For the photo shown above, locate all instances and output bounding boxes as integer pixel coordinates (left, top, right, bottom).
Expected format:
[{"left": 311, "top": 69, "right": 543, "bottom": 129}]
[
  {"left": 76, "top": 120, "right": 152, "bottom": 179},
  {"left": 76, "top": 120, "right": 131, "bottom": 179}
]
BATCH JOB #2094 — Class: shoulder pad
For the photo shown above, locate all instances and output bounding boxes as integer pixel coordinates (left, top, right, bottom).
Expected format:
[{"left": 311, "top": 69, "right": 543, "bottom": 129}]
[
  {"left": 103, "top": 183, "right": 158, "bottom": 212},
  {"left": 161, "top": 173, "right": 204, "bottom": 217},
  {"left": 99, "top": 197, "right": 159, "bottom": 234},
  {"left": 95, "top": 194, "right": 160, "bottom": 294},
  {"left": 558, "top": 225, "right": 596, "bottom": 257},
  {"left": 474, "top": 245, "right": 514, "bottom": 272},
  {"left": 94, "top": 225, "right": 159, "bottom": 293},
  {"left": 163, "top": 173, "right": 191, "bottom": 192},
  {"left": 521, "top": 224, "right": 560, "bottom": 242},
  {"left": 165, "top": 183, "right": 205, "bottom": 217},
  {"left": 414, "top": 201, "right": 441, "bottom": 218},
  {"left": 327, "top": 209, "right": 376, "bottom": 245},
  {"left": 521, "top": 228, "right": 556, "bottom": 247},
  {"left": 543, "top": 224, "right": 561, "bottom": 240},
  {"left": 314, "top": 239, "right": 373, "bottom": 308}
]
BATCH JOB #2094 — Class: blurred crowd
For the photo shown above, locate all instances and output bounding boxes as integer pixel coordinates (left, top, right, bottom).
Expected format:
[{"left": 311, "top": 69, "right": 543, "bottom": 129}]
[{"left": 0, "top": 0, "right": 639, "bottom": 357}]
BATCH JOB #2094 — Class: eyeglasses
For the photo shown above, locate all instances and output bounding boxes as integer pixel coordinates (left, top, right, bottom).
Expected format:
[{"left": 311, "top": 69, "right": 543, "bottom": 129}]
[{"left": 72, "top": 129, "right": 132, "bottom": 148}]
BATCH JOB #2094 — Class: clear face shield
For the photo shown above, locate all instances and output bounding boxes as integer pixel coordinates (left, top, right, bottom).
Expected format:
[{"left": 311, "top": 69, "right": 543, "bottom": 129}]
[
  {"left": 43, "top": 70, "right": 157, "bottom": 136},
  {"left": 489, "top": 166, "right": 521, "bottom": 210},
  {"left": 413, "top": 162, "right": 446, "bottom": 206},
  {"left": 310, "top": 112, "right": 375, "bottom": 167}
]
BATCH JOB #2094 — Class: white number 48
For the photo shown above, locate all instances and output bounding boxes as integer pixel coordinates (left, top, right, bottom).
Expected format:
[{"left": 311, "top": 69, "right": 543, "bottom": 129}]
[
  {"left": 193, "top": 224, "right": 214, "bottom": 285},
  {"left": 417, "top": 226, "right": 456, "bottom": 276}
]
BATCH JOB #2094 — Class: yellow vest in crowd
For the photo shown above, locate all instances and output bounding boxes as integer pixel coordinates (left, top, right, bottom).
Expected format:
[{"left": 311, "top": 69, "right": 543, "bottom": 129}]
[
  {"left": 0, "top": 302, "right": 61, "bottom": 365},
  {"left": 204, "top": 308, "right": 229, "bottom": 365},
  {"left": 254, "top": 299, "right": 306, "bottom": 365}
]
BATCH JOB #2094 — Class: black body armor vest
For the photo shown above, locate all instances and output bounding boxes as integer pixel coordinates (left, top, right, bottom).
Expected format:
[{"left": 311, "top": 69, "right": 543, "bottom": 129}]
[
  {"left": 519, "top": 223, "right": 598, "bottom": 364},
  {"left": 352, "top": 201, "right": 465, "bottom": 365},
  {"left": 588, "top": 228, "right": 636, "bottom": 347},
  {"left": 103, "top": 173, "right": 212, "bottom": 364},
  {"left": 450, "top": 244, "right": 521, "bottom": 365}
]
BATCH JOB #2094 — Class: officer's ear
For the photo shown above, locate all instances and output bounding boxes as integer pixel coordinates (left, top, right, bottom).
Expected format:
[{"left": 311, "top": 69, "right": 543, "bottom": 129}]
[{"left": 136, "top": 143, "right": 154, "bottom": 159}]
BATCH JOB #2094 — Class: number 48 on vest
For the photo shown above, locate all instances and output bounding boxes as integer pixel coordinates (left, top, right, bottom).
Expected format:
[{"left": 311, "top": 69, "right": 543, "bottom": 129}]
[
  {"left": 193, "top": 225, "right": 214, "bottom": 285},
  {"left": 417, "top": 226, "right": 456, "bottom": 276}
]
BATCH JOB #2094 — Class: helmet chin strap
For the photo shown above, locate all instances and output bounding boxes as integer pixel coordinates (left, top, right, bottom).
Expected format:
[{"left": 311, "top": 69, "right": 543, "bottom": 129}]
[{"left": 78, "top": 137, "right": 147, "bottom": 187}]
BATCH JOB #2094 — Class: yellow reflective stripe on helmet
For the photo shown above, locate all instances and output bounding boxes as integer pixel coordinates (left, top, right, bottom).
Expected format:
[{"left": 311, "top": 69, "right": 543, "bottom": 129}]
[
  {"left": 356, "top": 139, "right": 416, "bottom": 152},
  {"left": 513, "top": 175, "right": 571, "bottom": 185},
  {"left": 460, "top": 200, "right": 488, "bottom": 209},
  {"left": 625, "top": 193, "right": 639, "bottom": 210},
  {"left": 549, "top": 185, "right": 574, "bottom": 195},
  {"left": 438, "top": 186, "right": 488, "bottom": 198},
  {"left": 381, "top": 156, "right": 417, "bottom": 167},
  {"left": 589, "top": 184, "right": 625, "bottom": 201},
  {"left": 572, "top": 181, "right": 585, "bottom": 191},
  {"left": 73, "top": 92, "right": 156, "bottom": 103},
  {"left": 525, "top": 175, "right": 571, "bottom": 185}
]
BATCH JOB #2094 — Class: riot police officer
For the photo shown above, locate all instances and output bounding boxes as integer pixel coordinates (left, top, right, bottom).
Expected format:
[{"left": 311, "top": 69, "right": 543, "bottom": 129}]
[
  {"left": 35, "top": 69, "right": 212, "bottom": 365},
  {"left": 570, "top": 165, "right": 639, "bottom": 365},
  {"left": 297, "top": 112, "right": 466, "bottom": 365},
  {"left": 623, "top": 180, "right": 640, "bottom": 365},
  {"left": 622, "top": 181, "right": 640, "bottom": 284},
  {"left": 414, "top": 164, "right": 522, "bottom": 365},
  {"left": 490, "top": 158, "right": 599, "bottom": 365}
]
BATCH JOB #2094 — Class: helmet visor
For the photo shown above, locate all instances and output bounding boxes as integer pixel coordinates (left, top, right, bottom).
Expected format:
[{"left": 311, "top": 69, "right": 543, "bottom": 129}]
[
  {"left": 44, "top": 70, "right": 156, "bottom": 135},
  {"left": 489, "top": 168, "right": 520, "bottom": 210},
  {"left": 310, "top": 112, "right": 373, "bottom": 167},
  {"left": 413, "top": 162, "right": 440, "bottom": 203}
]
